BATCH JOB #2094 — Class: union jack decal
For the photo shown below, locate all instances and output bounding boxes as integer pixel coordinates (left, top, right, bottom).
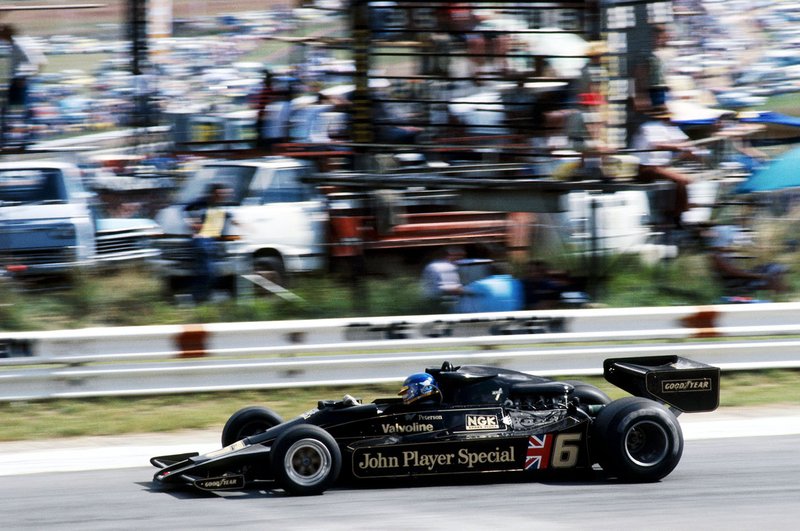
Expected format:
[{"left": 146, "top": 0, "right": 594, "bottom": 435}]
[{"left": 525, "top": 434, "right": 553, "bottom": 470}]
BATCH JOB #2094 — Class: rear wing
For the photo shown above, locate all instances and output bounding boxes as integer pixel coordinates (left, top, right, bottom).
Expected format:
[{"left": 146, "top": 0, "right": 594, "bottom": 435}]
[{"left": 604, "top": 356, "right": 720, "bottom": 413}]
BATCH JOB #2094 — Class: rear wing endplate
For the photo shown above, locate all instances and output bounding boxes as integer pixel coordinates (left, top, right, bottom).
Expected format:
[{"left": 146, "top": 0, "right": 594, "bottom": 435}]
[{"left": 604, "top": 355, "right": 720, "bottom": 413}]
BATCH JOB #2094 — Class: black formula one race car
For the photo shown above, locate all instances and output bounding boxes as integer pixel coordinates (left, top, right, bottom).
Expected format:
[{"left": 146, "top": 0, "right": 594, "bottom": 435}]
[{"left": 151, "top": 355, "right": 719, "bottom": 496}]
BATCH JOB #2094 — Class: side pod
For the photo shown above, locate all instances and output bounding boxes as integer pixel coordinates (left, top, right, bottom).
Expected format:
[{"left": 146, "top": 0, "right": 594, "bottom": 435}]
[{"left": 604, "top": 355, "right": 720, "bottom": 413}]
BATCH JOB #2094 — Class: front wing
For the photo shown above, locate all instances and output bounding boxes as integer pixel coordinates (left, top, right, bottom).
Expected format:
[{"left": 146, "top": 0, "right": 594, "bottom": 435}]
[{"left": 151, "top": 440, "right": 272, "bottom": 491}]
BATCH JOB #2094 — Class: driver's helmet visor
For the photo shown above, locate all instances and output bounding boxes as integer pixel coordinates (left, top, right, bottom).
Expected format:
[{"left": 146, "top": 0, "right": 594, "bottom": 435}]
[{"left": 399, "top": 382, "right": 437, "bottom": 404}]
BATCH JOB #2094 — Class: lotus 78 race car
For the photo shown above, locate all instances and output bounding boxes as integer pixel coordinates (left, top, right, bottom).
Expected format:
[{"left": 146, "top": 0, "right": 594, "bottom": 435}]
[{"left": 151, "top": 355, "right": 719, "bottom": 495}]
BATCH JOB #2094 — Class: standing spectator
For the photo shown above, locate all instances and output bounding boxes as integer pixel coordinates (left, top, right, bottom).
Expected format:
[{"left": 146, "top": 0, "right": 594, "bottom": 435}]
[
  {"left": 562, "top": 91, "right": 612, "bottom": 180},
  {"left": 522, "top": 259, "right": 565, "bottom": 309},
  {"left": 421, "top": 246, "right": 466, "bottom": 312},
  {"left": 0, "top": 24, "right": 46, "bottom": 146},
  {"left": 132, "top": 70, "right": 157, "bottom": 127},
  {"left": 421, "top": 5, "right": 456, "bottom": 77},
  {"left": 0, "top": 28, "right": 10, "bottom": 143},
  {"left": 646, "top": 24, "right": 671, "bottom": 107},
  {"left": 576, "top": 41, "right": 608, "bottom": 97},
  {"left": 254, "top": 74, "right": 296, "bottom": 149},
  {"left": 635, "top": 24, "right": 672, "bottom": 109},
  {"left": 253, "top": 69, "right": 276, "bottom": 149},
  {"left": 184, "top": 183, "right": 237, "bottom": 303}
]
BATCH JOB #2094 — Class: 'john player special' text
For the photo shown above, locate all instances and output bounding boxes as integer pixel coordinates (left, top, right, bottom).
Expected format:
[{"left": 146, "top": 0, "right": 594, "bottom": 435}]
[{"left": 354, "top": 444, "right": 517, "bottom": 477}]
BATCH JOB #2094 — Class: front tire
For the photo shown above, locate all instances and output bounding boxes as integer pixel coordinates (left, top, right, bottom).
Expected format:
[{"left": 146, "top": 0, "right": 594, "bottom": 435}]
[
  {"left": 592, "top": 397, "right": 683, "bottom": 482},
  {"left": 221, "top": 406, "right": 283, "bottom": 447},
  {"left": 270, "top": 425, "right": 341, "bottom": 496}
]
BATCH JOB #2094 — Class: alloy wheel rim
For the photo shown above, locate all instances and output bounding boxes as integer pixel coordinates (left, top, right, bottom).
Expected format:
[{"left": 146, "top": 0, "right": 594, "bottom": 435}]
[
  {"left": 624, "top": 420, "right": 669, "bottom": 467},
  {"left": 284, "top": 438, "right": 331, "bottom": 486}
]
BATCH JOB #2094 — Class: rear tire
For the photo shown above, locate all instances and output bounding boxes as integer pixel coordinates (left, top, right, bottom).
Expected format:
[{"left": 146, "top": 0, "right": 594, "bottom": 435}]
[
  {"left": 592, "top": 397, "right": 683, "bottom": 482},
  {"left": 270, "top": 425, "right": 341, "bottom": 496},
  {"left": 254, "top": 256, "right": 286, "bottom": 287},
  {"left": 221, "top": 406, "right": 283, "bottom": 447}
]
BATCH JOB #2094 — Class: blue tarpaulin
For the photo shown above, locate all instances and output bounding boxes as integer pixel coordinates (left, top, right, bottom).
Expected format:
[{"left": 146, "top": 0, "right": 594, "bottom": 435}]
[
  {"left": 737, "top": 144, "right": 800, "bottom": 193},
  {"left": 456, "top": 275, "right": 524, "bottom": 313},
  {"left": 738, "top": 110, "right": 800, "bottom": 128}
]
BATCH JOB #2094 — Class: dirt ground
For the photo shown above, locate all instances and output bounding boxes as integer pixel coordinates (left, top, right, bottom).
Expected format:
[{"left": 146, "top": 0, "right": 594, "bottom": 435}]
[{"left": 1, "top": 0, "right": 294, "bottom": 36}]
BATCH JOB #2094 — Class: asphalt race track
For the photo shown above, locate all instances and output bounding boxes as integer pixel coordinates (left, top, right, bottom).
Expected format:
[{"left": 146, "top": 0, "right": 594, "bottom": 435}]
[{"left": 3, "top": 412, "right": 800, "bottom": 530}]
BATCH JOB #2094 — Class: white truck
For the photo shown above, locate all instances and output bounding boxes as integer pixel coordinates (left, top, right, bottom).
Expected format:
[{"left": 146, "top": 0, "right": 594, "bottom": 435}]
[
  {"left": 0, "top": 161, "right": 161, "bottom": 278},
  {"left": 151, "top": 156, "right": 515, "bottom": 296},
  {"left": 152, "top": 157, "right": 328, "bottom": 294}
]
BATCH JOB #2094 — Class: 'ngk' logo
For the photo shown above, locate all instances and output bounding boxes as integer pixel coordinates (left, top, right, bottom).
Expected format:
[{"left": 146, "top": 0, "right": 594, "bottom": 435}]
[{"left": 466, "top": 414, "right": 500, "bottom": 431}]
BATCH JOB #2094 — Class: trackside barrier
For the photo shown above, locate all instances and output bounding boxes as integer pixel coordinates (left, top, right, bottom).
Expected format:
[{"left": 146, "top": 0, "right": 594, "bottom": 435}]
[{"left": 1, "top": 302, "right": 800, "bottom": 400}]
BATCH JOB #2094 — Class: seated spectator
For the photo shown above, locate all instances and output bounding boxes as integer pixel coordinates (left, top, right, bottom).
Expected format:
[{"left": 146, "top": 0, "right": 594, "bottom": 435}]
[
  {"left": 708, "top": 225, "right": 789, "bottom": 295},
  {"left": 374, "top": 98, "right": 423, "bottom": 144},
  {"left": 522, "top": 259, "right": 566, "bottom": 309},
  {"left": 502, "top": 77, "right": 536, "bottom": 137},
  {"left": 631, "top": 105, "right": 702, "bottom": 229}
]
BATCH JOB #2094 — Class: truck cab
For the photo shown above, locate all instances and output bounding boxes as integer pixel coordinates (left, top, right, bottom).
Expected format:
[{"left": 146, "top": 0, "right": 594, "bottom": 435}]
[{"left": 153, "top": 157, "right": 327, "bottom": 294}]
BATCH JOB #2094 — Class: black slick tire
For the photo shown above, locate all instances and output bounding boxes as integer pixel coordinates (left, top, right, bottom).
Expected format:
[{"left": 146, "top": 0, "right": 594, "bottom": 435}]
[
  {"left": 221, "top": 406, "right": 283, "bottom": 447},
  {"left": 592, "top": 396, "right": 683, "bottom": 482},
  {"left": 270, "top": 424, "right": 341, "bottom": 496}
]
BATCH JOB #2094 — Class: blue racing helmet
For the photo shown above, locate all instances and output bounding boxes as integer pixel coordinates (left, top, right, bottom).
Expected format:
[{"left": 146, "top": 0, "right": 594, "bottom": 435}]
[{"left": 399, "top": 373, "right": 440, "bottom": 405}]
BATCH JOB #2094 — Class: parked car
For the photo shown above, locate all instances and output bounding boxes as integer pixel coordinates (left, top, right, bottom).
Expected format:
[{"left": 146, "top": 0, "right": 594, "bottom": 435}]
[{"left": 0, "top": 161, "right": 160, "bottom": 278}]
